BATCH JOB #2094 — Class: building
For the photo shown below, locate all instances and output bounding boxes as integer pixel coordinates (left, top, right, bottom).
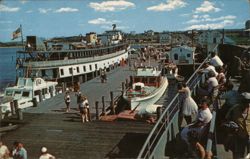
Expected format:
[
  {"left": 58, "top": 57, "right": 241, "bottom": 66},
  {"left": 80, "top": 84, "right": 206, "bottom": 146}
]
[
  {"left": 170, "top": 45, "right": 195, "bottom": 65},
  {"left": 86, "top": 32, "right": 97, "bottom": 45},
  {"left": 159, "top": 32, "right": 171, "bottom": 44},
  {"left": 198, "top": 30, "right": 235, "bottom": 53},
  {"left": 99, "top": 30, "right": 123, "bottom": 45}
]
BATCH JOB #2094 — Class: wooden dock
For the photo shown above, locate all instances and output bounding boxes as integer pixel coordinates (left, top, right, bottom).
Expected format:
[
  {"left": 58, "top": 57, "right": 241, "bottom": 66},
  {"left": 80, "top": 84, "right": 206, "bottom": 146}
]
[
  {"left": 1, "top": 113, "right": 153, "bottom": 159},
  {"left": 1, "top": 56, "right": 166, "bottom": 158}
]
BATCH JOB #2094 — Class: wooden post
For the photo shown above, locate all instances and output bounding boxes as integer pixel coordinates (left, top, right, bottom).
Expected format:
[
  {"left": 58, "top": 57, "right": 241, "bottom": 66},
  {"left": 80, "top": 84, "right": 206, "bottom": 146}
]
[
  {"left": 62, "top": 82, "right": 66, "bottom": 93},
  {"left": 38, "top": 90, "right": 42, "bottom": 102},
  {"left": 102, "top": 96, "right": 106, "bottom": 115},
  {"left": 95, "top": 101, "right": 99, "bottom": 120},
  {"left": 122, "top": 82, "right": 125, "bottom": 95},
  {"left": 10, "top": 101, "right": 15, "bottom": 115},
  {"left": 17, "top": 108, "right": 23, "bottom": 120},
  {"left": 13, "top": 100, "right": 18, "bottom": 115},
  {"left": 110, "top": 91, "right": 115, "bottom": 115},
  {"left": 125, "top": 79, "right": 129, "bottom": 89},
  {"left": 129, "top": 76, "right": 133, "bottom": 87}
]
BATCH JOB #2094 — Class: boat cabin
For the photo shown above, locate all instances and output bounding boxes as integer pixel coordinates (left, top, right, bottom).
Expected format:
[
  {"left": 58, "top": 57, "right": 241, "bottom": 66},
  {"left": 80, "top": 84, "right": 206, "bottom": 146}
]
[{"left": 132, "top": 67, "right": 162, "bottom": 88}]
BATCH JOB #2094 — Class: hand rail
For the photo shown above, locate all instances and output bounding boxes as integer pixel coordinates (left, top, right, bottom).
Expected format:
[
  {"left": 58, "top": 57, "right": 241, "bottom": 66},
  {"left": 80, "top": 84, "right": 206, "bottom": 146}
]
[{"left": 137, "top": 49, "right": 214, "bottom": 158}]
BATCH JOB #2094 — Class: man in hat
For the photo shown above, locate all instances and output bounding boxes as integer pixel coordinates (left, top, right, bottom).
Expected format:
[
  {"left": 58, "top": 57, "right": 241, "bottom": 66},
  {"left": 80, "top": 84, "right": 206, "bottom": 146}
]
[{"left": 39, "top": 147, "right": 55, "bottom": 159}]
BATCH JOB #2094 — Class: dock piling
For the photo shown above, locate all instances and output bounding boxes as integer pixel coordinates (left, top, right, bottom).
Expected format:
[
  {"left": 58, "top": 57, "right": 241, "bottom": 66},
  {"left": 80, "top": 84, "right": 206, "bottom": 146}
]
[
  {"left": 101, "top": 96, "right": 106, "bottom": 115},
  {"left": 10, "top": 101, "right": 15, "bottom": 115},
  {"left": 110, "top": 91, "right": 115, "bottom": 115},
  {"left": 95, "top": 101, "right": 99, "bottom": 120}
]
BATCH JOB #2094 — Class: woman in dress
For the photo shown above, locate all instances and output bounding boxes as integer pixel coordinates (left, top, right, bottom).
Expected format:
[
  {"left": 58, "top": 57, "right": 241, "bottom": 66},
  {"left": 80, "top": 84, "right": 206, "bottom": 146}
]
[{"left": 178, "top": 83, "right": 198, "bottom": 124}]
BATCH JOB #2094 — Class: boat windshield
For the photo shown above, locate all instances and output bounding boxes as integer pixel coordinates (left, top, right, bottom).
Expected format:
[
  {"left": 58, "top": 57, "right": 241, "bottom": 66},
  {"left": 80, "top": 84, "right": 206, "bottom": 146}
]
[
  {"left": 5, "top": 90, "right": 13, "bottom": 96},
  {"left": 14, "top": 91, "right": 22, "bottom": 97}
]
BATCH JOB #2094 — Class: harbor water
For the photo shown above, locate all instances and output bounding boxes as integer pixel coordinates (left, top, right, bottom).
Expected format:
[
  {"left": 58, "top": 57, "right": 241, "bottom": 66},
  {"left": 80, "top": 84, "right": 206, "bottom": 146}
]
[{"left": 0, "top": 47, "right": 19, "bottom": 93}]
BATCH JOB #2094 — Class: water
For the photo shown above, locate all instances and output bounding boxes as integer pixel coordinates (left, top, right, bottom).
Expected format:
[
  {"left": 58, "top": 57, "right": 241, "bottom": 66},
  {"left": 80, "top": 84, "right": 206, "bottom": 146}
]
[{"left": 0, "top": 47, "right": 20, "bottom": 93}]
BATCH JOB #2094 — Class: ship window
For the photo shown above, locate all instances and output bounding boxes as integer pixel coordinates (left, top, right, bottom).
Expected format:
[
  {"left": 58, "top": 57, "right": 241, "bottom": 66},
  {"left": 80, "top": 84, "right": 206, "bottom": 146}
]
[
  {"left": 83, "top": 66, "right": 86, "bottom": 72},
  {"left": 76, "top": 67, "right": 79, "bottom": 73},
  {"left": 89, "top": 65, "right": 92, "bottom": 71},
  {"left": 187, "top": 54, "right": 191, "bottom": 58},
  {"left": 69, "top": 68, "right": 73, "bottom": 74},
  {"left": 180, "top": 49, "right": 182, "bottom": 52},
  {"left": 22, "top": 91, "right": 30, "bottom": 97},
  {"left": 174, "top": 54, "right": 178, "bottom": 60},
  {"left": 60, "top": 69, "right": 64, "bottom": 75},
  {"left": 14, "top": 91, "right": 21, "bottom": 96},
  {"left": 95, "top": 64, "right": 98, "bottom": 70}
]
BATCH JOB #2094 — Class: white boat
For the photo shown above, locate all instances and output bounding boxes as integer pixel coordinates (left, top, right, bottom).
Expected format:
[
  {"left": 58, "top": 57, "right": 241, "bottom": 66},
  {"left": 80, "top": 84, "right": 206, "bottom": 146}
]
[
  {"left": 0, "top": 77, "right": 58, "bottom": 115},
  {"left": 123, "top": 67, "right": 168, "bottom": 114}
]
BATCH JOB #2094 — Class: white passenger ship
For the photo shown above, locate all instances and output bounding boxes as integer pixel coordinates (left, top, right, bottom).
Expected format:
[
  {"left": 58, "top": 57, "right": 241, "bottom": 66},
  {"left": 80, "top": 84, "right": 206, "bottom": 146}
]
[{"left": 16, "top": 27, "right": 130, "bottom": 89}]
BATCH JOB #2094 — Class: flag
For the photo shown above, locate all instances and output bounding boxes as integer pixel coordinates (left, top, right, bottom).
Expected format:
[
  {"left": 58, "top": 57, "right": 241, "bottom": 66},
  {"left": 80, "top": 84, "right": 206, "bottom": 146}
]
[{"left": 12, "top": 27, "right": 21, "bottom": 40}]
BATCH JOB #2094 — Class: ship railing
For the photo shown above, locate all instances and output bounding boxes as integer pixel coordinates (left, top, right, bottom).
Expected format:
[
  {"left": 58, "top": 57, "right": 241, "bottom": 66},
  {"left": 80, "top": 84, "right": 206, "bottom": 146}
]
[
  {"left": 23, "top": 49, "right": 128, "bottom": 68},
  {"left": 137, "top": 51, "right": 212, "bottom": 159}
]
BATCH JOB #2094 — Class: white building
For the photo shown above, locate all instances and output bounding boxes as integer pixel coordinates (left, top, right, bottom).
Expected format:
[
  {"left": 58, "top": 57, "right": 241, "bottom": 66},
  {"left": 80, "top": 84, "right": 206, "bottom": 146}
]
[
  {"left": 159, "top": 32, "right": 171, "bottom": 44},
  {"left": 170, "top": 45, "right": 195, "bottom": 65},
  {"left": 198, "top": 30, "right": 235, "bottom": 53},
  {"left": 99, "top": 30, "right": 123, "bottom": 45}
]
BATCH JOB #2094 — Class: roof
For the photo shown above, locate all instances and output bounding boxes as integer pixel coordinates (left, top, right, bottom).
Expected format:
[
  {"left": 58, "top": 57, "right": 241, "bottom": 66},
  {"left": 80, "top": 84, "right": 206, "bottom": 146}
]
[{"left": 136, "top": 67, "right": 161, "bottom": 77}]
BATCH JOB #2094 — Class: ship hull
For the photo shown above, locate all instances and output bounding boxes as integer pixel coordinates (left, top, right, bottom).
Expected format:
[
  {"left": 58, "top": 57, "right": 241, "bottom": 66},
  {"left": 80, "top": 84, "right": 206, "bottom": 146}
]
[{"left": 123, "top": 77, "right": 168, "bottom": 114}]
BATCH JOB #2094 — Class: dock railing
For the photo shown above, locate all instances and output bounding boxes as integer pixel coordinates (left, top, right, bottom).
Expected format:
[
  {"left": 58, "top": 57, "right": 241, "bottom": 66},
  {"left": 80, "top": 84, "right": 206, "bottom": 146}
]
[{"left": 137, "top": 52, "right": 212, "bottom": 159}]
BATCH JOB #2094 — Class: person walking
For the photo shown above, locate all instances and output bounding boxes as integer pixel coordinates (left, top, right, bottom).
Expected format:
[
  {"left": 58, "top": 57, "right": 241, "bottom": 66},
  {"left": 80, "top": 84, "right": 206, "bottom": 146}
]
[
  {"left": 178, "top": 83, "right": 198, "bottom": 124},
  {"left": 64, "top": 92, "right": 71, "bottom": 112},
  {"left": 39, "top": 147, "right": 55, "bottom": 159},
  {"left": 80, "top": 96, "right": 89, "bottom": 123}
]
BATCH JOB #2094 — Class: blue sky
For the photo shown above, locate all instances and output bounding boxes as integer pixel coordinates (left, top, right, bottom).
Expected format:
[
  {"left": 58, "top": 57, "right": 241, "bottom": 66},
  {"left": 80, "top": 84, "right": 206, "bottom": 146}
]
[{"left": 0, "top": 0, "right": 249, "bottom": 42}]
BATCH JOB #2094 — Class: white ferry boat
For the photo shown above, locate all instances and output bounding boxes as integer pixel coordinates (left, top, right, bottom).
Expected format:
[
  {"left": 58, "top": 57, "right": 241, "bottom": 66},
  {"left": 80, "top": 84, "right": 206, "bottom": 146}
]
[
  {"left": 16, "top": 27, "right": 130, "bottom": 89},
  {"left": 0, "top": 77, "right": 57, "bottom": 115},
  {"left": 123, "top": 67, "right": 168, "bottom": 114}
]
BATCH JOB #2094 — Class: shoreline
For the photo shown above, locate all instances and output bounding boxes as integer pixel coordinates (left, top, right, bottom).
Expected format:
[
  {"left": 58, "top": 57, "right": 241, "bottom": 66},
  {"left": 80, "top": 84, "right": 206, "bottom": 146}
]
[{"left": 0, "top": 46, "right": 23, "bottom": 48}]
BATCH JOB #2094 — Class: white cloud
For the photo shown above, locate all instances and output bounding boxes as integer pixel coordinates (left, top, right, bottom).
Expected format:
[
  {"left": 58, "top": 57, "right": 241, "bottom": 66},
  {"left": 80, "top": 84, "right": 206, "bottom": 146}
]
[
  {"left": 186, "top": 15, "right": 236, "bottom": 24},
  {"left": 38, "top": 8, "right": 52, "bottom": 14},
  {"left": 89, "top": 0, "right": 135, "bottom": 12},
  {"left": 26, "top": 10, "right": 33, "bottom": 13},
  {"left": 20, "top": 0, "right": 28, "bottom": 4},
  {"left": 55, "top": 7, "right": 79, "bottom": 13},
  {"left": 147, "top": 0, "right": 187, "bottom": 12},
  {"left": 88, "top": 18, "right": 119, "bottom": 25},
  {"left": 194, "top": 1, "right": 220, "bottom": 13},
  {"left": 186, "top": 20, "right": 235, "bottom": 30},
  {"left": 0, "top": 4, "right": 20, "bottom": 12}
]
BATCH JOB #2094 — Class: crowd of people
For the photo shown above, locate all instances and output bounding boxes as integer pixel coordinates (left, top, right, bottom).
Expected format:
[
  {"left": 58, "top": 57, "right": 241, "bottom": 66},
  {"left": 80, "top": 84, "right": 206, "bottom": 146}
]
[
  {"left": 177, "top": 51, "right": 250, "bottom": 159},
  {"left": 0, "top": 140, "right": 55, "bottom": 159}
]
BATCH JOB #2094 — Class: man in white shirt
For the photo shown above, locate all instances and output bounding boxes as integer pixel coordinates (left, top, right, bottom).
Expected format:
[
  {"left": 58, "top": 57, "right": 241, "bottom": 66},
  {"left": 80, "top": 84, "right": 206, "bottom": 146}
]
[
  {"left": 181, "top": 99, "right": 213, "bottom": 146},
  {"left": 39, "top": 147, "right": 55, "bottom": 159},
  {"left": 210, "top": 52, "right": 223, "bottom": 67},
  {"left": 201, "top": 62, "right": 218, "bottom": 77}
]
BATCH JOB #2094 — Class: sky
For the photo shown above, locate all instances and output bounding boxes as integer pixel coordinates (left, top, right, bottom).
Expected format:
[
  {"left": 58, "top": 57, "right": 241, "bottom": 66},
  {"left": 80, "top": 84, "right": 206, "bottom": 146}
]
[{"left": 0, "top": 0, "right": 249, "bottom": 42}]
